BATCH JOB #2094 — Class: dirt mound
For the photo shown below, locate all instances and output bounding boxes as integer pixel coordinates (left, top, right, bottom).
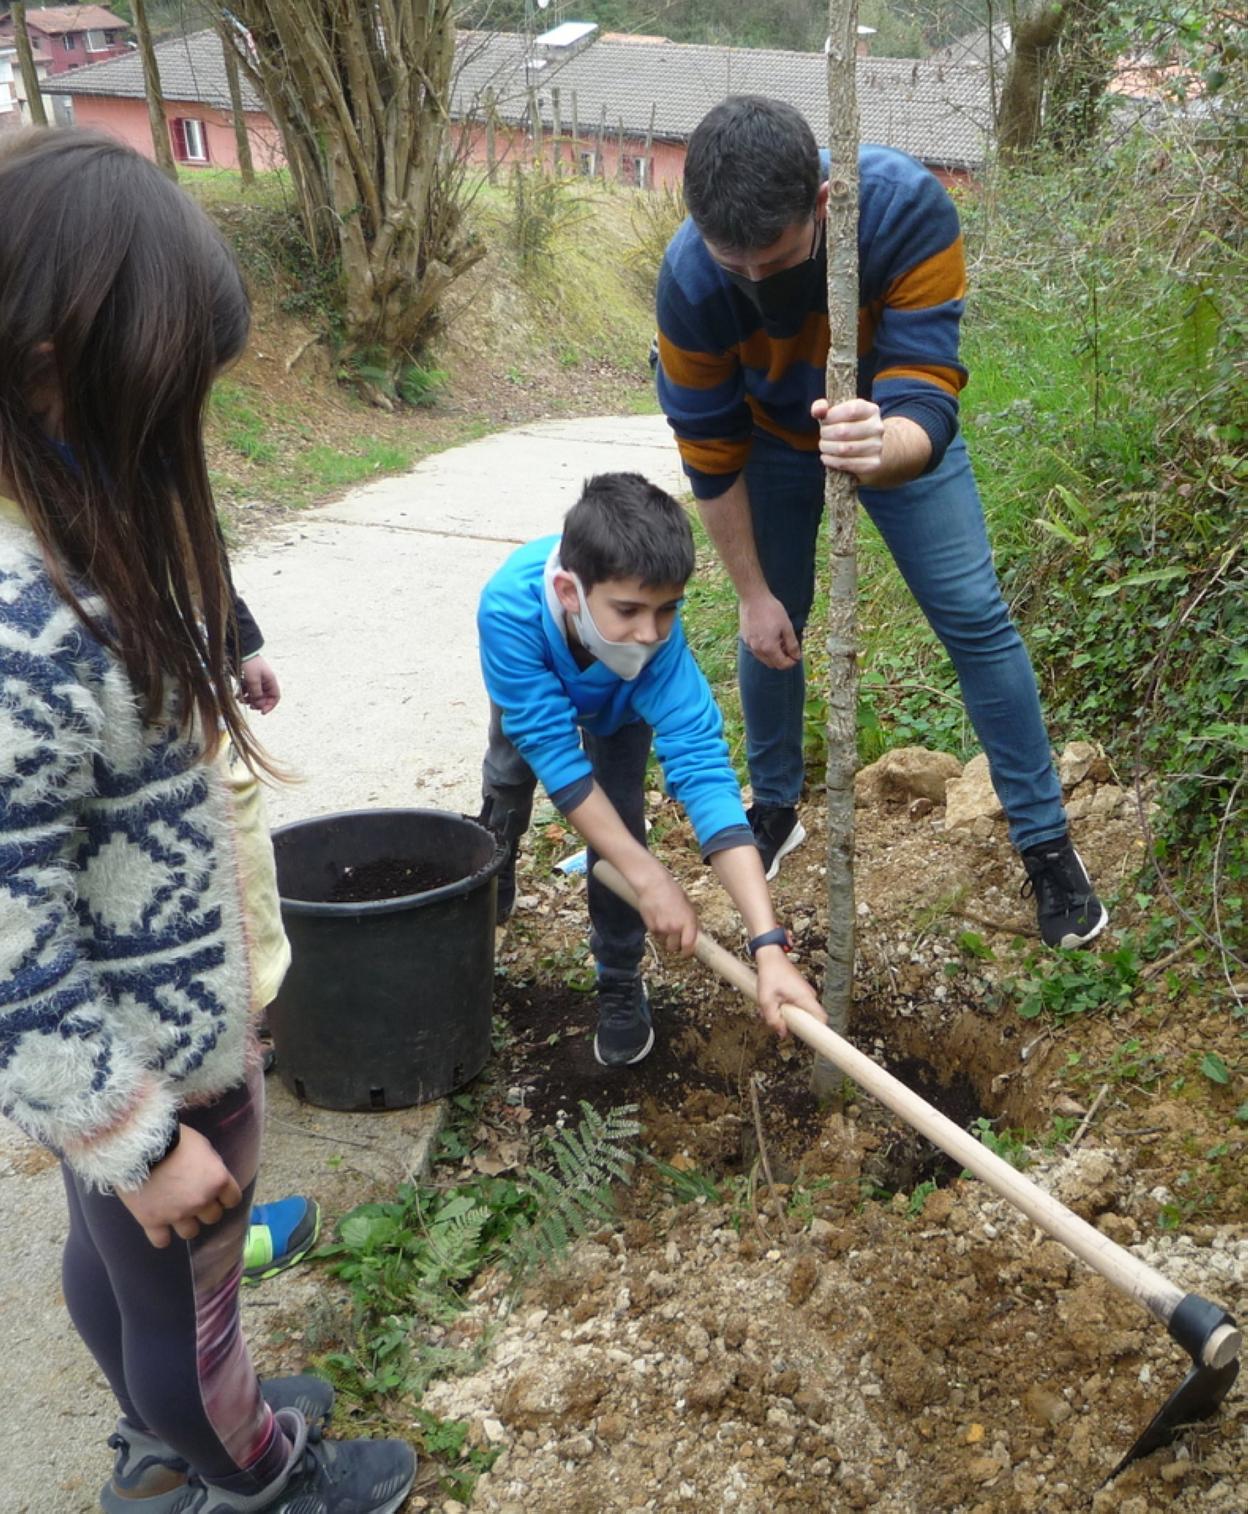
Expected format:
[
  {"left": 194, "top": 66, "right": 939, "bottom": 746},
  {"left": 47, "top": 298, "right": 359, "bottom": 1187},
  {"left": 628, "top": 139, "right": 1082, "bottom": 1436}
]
[{"left": 435, "top": 747, "right": 1245, "bottom": 1511}]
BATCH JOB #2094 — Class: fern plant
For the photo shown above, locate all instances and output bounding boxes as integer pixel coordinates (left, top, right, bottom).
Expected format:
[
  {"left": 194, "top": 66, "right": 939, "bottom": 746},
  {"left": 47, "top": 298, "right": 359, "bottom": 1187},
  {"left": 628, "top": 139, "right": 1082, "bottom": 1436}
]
[
  {"left": 506, "top": 1101, "right": 640, "bottom": 1277},
  {"left": 318, "top": 1102, "right": 640, "bottom": 1402}
]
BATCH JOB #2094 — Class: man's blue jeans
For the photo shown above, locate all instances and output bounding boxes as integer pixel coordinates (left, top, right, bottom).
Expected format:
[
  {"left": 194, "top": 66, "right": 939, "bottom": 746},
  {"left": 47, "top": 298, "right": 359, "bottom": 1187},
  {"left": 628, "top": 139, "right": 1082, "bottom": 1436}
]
[{"left": 738, "top": 432, "right": 1066, "bottom": 853}]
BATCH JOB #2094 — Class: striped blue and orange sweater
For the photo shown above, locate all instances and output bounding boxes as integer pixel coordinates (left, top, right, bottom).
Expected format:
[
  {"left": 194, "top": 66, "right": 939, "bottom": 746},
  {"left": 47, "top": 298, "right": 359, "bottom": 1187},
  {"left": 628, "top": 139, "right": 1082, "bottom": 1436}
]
[{"left": 657, "top": 145, "right": 968, "bottom": 498}]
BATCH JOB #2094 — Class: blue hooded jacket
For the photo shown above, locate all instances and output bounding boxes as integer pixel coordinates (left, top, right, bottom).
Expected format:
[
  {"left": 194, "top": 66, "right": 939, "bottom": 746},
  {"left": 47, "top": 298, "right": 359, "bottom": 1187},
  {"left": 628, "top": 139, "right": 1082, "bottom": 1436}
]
[{"left": 478, "top": 536, "right": 750, "bottom": 855}]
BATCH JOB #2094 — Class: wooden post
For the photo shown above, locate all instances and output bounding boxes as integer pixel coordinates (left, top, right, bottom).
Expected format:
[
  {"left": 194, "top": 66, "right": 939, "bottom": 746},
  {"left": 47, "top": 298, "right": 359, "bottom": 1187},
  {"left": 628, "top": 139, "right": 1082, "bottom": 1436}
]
[
  {"left": 10, "top": 2, "right": 46, "bottom": 127},
  {"left": 485, "top": 87, "right": 497, "bottom": 184},
  {"left": 595, "top": 103, "right": 606, "bottom": 178},
  {"left": 820, "top": 0, "right": 861, "bottom": 1065},
  {"left": 528, "top": 86, "right": 543, "bottom": 167},
  {"left": 571, "top": 89, "right": 580, "bottom": 173},
  {"left": 641, "top": 102, "right": 656, "bottom": 189},
  {"left": 551, "top": 85, "right": 562, "bottom": 175},
  {"left": 132, "top": 0, "right": 177, "bottom": 181},
  {"left": 218, "top": 21, "right": 255, "bottom": 185},
  {"left": 617, "top": 115, "right": 626, "bottom": 181}
]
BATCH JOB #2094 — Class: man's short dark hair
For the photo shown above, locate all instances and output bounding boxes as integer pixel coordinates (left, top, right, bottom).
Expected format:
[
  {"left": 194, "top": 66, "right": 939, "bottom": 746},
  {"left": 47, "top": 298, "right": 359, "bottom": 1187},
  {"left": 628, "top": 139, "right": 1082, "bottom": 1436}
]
[
  {"left": 561, "top": 473, "right": 695, "bottom": 591},
  {"left": 684, "top": 96, "right": 820, "bottom": 252}
]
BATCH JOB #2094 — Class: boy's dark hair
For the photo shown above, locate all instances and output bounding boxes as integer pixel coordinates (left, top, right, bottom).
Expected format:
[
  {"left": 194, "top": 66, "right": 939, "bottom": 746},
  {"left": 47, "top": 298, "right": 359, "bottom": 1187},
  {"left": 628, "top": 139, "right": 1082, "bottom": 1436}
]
[
  {"left": 684, "top": 96, "right": 820, "bottom": 252},
  {"left": 561, "top": 473, "right": 695, "bottom": 591},
  {"left": 0, "top": 129, "right": 275, "bottom": 776}
]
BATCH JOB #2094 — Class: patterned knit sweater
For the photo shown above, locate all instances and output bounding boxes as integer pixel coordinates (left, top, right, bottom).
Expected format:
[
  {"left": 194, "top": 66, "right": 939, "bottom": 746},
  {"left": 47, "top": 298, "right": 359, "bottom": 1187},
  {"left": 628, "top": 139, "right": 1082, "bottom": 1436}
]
[{"left": 0, "top": 508, "right": 255, "bottom": 1192}]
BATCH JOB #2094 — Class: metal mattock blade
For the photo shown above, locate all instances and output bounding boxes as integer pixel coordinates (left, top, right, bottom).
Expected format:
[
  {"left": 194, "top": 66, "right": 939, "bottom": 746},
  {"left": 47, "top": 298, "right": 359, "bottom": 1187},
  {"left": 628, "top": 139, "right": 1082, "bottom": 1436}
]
[{"left": 1107, "top": 1358, "right": 1239, "bottom": 1482}]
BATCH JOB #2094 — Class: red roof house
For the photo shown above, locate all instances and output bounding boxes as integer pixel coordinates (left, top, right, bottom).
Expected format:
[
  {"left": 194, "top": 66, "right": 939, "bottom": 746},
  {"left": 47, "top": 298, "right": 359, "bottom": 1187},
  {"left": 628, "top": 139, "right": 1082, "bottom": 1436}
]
[{"left": 0, "top": 6, "right": 129, "bottom": 75}]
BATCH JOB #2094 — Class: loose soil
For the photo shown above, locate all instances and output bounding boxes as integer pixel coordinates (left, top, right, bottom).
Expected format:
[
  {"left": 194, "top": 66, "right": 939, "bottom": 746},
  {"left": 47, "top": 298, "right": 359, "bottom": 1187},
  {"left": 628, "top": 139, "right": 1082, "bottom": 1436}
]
[
  {"left": 413, "top": 772, "right": 1245, "bottom": 1512},
  {"left": 326, "top": 856, "right": 464, "bottom": 904}
]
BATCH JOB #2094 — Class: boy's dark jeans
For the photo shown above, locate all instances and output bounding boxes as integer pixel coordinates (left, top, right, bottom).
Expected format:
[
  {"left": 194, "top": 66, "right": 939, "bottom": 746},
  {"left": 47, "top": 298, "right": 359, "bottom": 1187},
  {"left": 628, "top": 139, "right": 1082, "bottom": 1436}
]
[{"left": 482, "top": 702, "right": 651, "bottom": 977}]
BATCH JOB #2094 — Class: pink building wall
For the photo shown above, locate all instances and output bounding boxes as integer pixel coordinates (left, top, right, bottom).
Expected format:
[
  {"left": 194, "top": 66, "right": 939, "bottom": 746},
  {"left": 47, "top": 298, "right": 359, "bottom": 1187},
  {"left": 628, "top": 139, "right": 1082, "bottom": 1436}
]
[
  {"left": 456, "top": 121, "right": 973, "bottom": 192},
  {"left": 71, "top": 94, "right": 285, "bottom": 172}
]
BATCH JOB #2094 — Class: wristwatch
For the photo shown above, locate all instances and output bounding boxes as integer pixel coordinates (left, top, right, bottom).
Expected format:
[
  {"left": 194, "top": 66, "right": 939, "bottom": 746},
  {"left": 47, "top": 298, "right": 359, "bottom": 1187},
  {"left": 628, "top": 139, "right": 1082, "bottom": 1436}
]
[{"left": 747, "top": 926, "right": 792, "bottom": 958}]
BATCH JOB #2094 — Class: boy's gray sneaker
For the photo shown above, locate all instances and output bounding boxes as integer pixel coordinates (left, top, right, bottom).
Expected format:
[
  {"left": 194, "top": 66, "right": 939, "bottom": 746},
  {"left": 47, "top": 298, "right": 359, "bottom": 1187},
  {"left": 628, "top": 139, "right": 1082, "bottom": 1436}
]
[
  {"left": 102, "top": 1378, "right": 336, "bottom": 1513},
  {"left": 594, "top": 975, "right": 654, "bottom": 1067}
]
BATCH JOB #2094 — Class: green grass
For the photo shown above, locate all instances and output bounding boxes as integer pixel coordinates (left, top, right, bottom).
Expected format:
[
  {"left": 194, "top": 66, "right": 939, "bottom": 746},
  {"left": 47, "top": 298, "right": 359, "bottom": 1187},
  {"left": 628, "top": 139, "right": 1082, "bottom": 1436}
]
[
  {"left": 299, "top": 439, "right": 415, "bottom": 492},
  {"left": 210, "top": 380, "right": 277, "bottom": 464}
]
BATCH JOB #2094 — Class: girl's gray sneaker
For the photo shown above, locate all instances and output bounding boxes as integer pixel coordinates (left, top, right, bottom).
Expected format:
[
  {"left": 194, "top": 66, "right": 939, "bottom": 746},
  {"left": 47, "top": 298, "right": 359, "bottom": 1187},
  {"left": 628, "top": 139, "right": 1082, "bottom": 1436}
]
[
  {"left": 194, "top": 1408, "right": 416, "bottom": 1513},
  {"left": 102, "top": 1377, "right": 336, "bottom": 1513}
]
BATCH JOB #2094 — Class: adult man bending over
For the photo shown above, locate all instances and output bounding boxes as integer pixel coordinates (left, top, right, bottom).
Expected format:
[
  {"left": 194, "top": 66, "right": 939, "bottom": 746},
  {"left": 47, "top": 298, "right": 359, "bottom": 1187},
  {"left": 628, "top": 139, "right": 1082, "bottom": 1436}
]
[{"left": 655, "top": 95, "right": 1106, "bottom": 949}]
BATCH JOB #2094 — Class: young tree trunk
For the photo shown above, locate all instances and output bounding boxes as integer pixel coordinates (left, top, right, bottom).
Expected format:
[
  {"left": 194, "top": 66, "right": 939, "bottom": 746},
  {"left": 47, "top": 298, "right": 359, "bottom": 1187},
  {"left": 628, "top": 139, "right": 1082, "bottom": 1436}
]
[
  {"left": 218, "top": 20, "right": 255, "bottom": 184},
  {"left": 131, "top": 0, "right": 177, "bottom": 181},
  {"left": 213, "top": 1, "right": 484, "bottom": 380},
  {"left": 821, "top": 0, "right": 861, "bottom": 1061},
  {"left": 11, "top": 3, "right": 47, "bottom": 127}
]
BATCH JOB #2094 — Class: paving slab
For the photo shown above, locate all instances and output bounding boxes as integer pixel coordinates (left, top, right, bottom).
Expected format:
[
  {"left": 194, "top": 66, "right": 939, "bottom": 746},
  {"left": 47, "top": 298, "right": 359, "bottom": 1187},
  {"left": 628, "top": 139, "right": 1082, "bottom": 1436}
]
[{"left": 0, "top": 411, "right": 680, "bottom": 1509}]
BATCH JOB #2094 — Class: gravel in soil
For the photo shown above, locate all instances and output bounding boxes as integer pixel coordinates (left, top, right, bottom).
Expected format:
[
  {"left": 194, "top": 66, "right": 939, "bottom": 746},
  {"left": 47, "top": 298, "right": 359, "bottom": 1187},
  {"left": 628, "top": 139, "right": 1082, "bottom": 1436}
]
[{"left": 416, "top": 762, "right": 1246, "bottom": 1512}]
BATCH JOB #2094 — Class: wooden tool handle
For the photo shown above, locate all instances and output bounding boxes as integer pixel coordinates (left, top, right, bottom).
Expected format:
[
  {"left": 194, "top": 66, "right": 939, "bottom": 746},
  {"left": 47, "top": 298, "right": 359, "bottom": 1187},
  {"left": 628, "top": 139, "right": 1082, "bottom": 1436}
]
[{"left": 592, "top": 859, "right": 1241, "bottom": 1370}]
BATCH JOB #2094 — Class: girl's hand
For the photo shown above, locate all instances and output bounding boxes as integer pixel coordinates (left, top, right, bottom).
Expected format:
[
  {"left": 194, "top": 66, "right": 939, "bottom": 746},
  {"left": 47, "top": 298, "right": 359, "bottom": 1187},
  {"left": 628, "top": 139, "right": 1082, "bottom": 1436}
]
[
  {"left": 240, "top": 655, "right": 281, "bottom": 714},
  {"left": 753, "top": 949, "right": 828, "bottom": 1038},
  {"left": 118, "top": 1126, "right": 243, "bottom": 1248}
]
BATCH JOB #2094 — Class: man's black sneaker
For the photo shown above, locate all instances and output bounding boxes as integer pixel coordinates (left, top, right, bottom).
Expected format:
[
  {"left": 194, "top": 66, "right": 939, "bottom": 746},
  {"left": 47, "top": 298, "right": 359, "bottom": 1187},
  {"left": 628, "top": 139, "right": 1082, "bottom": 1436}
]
[
  {"left": 746, "top": 804, "right": 807, "bottom": 881},
  {"left": 1021, "top": 836, "right": 1109, "bottom": 948},
  {"left": 594, "top": 976, "right": 655, "bottom": 1067}
]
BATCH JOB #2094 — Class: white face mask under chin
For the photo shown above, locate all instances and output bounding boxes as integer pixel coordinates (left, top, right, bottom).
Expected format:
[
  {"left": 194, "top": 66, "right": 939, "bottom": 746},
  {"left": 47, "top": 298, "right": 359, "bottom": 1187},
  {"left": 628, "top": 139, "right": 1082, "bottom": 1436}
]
[{"left": 567, "top": 570, "right": 670, "bottom": 681}]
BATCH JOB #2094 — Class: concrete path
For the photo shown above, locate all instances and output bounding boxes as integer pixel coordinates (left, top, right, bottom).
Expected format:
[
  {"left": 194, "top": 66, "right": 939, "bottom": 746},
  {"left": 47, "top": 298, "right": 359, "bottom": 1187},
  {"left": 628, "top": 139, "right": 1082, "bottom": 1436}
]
[{"left": 0, "top": 414, "right": 681, "bottom": 1511}]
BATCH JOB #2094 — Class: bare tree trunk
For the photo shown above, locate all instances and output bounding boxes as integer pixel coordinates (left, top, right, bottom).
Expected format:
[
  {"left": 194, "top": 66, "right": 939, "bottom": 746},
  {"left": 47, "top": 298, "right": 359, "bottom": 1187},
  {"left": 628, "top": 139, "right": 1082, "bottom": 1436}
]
[
  {"left": 218, "top": 20, "right": 255, "bottom": 184},
  {"left": 485, "top": 87, "right": 497, "bottom": 184},
  {"left": 821, "top": 0, "right": 861, "bottom": 1065},
  {"left": 11, "top": 3, "right": 47, "bottom": 127},
  {"left": 528, "top": 86, "right": 542, "bottom": 166},
  {"left": 641, "top": 102, "right": 656, "bottom": 189},
  {"left": 595, "top": 103, "right": 606, "bottom": 178},
  {"left": 997, "top": 1, "right": 1068, "bottom": 159},
  {"left": 132, "top": 0, "right": 177, "bottom": 181},
  {"left": 571, "top": 89, "right": 579, "bottom": 171},
  {"left": 211, "top": 1, "right": 484, "bottom": 376},
  {"left": 551, "top": 86, "right": 562, "bottom": 175}
]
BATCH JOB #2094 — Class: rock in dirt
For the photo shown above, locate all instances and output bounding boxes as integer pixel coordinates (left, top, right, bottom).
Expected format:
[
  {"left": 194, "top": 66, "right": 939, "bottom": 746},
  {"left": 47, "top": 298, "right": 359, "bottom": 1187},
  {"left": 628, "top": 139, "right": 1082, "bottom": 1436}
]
[
  {"left": 1022, "top": 1384, "right": 1071, "bottom": 1428},
  {"left": 944, "top": 754, "right": 1004, "bottom": 830},
  {"left": 856, "top": 746, "right": 963, "bottom": 807},
  {"left": 787, "top": 1252, "right": 820, "bottom": 1306},
  {"left": 1057, "top": 741, "right": 1108, "bottom": 789}
]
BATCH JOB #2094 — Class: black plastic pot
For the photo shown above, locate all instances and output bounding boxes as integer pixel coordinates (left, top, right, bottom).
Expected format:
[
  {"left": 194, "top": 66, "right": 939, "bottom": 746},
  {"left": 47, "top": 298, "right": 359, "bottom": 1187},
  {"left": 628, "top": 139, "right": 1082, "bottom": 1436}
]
[{"left": 267, "top": 808, "right": 505, "bottom": 1111}]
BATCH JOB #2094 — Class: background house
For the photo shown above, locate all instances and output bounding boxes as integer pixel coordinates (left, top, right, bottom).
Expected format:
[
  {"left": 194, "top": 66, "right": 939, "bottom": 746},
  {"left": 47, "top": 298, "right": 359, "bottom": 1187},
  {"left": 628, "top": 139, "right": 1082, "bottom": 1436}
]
[
  {"left": 451, "top": 25, "right": 994, "bottom": 188},
  {"left": 0, "top": 39, "right": 68, "bottom": 128},
  {"left": 44, "top": 22, "right": 994, "bottom": 185},
  {"left": 40, "top": 26, "right": 284, "bottom": 169},
  {"left": 0, "top": 6, "right": 129, "bottom": 74}
]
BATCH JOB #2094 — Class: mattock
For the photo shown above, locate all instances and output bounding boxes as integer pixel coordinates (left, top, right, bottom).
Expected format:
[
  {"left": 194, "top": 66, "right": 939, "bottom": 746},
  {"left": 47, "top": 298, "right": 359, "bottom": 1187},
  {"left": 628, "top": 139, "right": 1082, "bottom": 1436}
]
[{"left": 592, "top": 858, "right": 1241, "bottom": 1480}]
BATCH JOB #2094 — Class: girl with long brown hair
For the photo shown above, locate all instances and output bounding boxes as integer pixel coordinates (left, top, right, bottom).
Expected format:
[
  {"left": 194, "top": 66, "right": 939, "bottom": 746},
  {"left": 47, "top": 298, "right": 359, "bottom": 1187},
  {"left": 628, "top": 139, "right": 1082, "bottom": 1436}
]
[{"left": 0, "top": 130, "right": 415, "bottom": 1513}]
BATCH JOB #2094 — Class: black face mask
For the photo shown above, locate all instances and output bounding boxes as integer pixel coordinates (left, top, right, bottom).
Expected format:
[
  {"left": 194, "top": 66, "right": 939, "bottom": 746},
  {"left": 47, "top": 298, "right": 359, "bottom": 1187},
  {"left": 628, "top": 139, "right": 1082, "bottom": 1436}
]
[{"left": 720, "top": 220, "right": 825, "bottom": 322}]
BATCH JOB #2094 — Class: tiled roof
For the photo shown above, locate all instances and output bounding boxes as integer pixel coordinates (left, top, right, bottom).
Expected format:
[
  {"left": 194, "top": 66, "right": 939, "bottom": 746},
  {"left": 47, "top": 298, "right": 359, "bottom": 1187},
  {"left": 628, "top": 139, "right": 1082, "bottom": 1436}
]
[
  {"left": 21, "top": 6, "right": 126, "bottom": 34},
  {"left": 45, "top": 26, "right": 994, "bottom": 170},
  {"left": 453, "top": 31, "right": 994, "bottom": 169},
  {"left": 42, "top": 27, "right": 264, "bottom": 110}
]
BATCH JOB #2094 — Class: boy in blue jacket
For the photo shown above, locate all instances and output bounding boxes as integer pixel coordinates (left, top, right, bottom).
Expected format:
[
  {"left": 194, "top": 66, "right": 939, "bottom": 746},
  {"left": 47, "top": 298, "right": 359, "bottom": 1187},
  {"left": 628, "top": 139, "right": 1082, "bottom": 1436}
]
[{"left": 478, "top": 471, "right": 825, "bottom": 1067}]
